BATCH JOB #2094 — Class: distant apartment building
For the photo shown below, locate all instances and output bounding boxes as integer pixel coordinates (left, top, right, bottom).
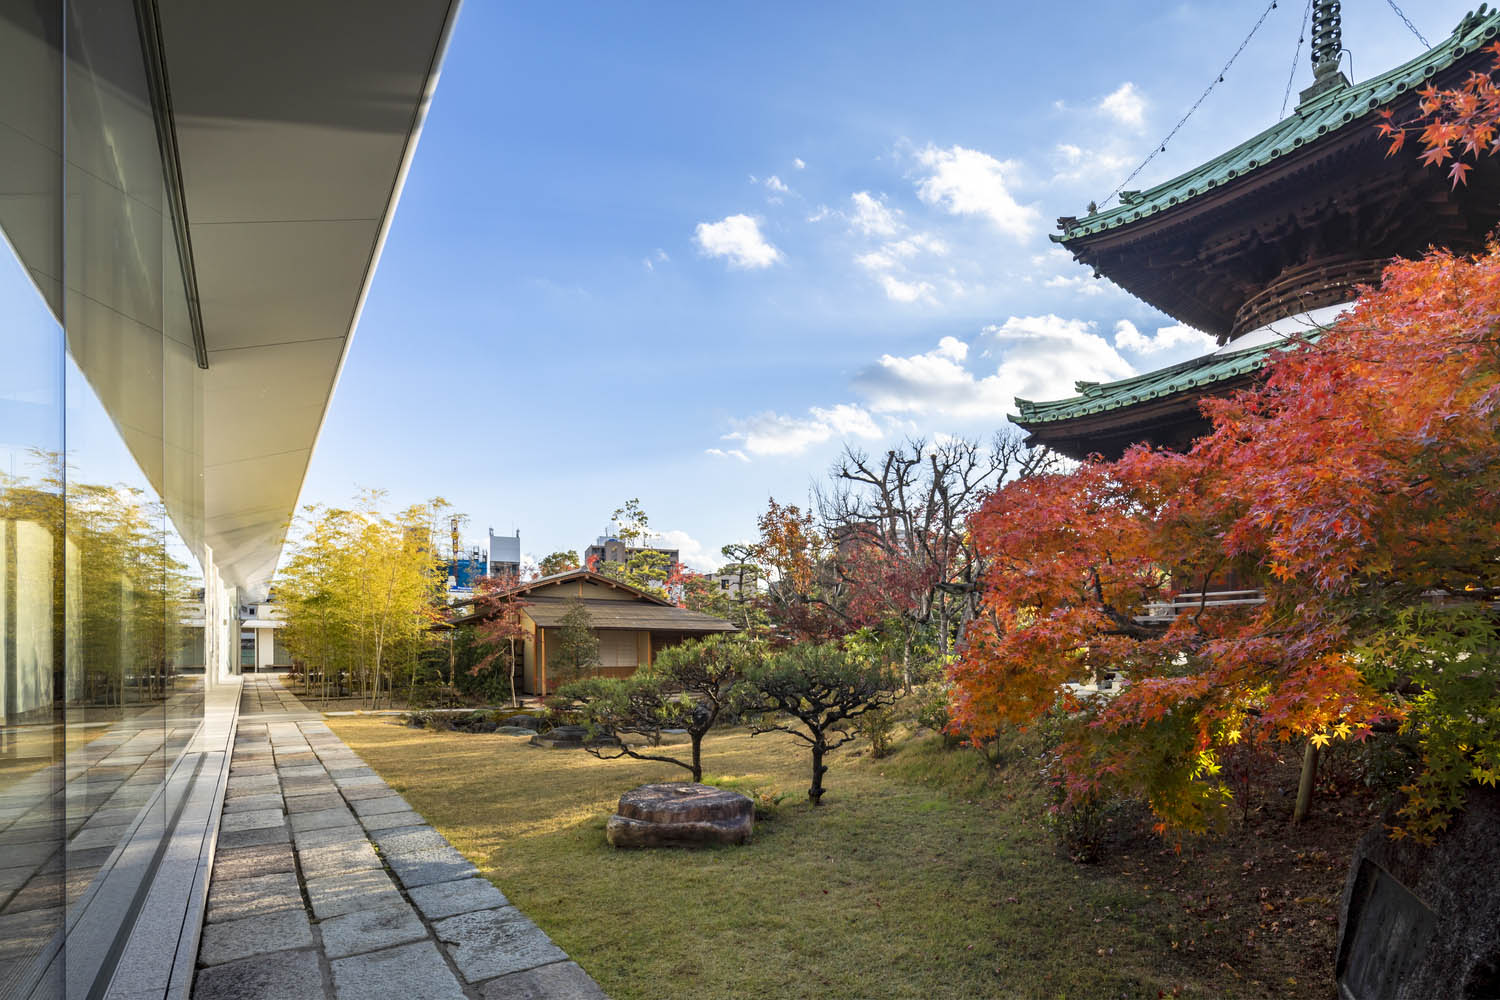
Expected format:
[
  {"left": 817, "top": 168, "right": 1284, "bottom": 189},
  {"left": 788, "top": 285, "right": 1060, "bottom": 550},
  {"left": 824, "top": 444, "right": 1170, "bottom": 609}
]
[
  {"left": 489, "top": 528, "right": 522, "bottom": 580},
  {"left": 584, "top": 535, "right": 679, "bottom": 573}
]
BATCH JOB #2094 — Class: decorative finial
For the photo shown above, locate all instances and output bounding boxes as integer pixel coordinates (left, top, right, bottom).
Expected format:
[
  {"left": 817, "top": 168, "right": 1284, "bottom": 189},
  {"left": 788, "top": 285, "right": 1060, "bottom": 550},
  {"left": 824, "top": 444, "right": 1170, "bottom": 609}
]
[
  {"left": 1298, "top": 0, "right": 1350, "bottom": 105},
  {"left": 1311, "top": 0, "right": 1342, "bottom": 78}
]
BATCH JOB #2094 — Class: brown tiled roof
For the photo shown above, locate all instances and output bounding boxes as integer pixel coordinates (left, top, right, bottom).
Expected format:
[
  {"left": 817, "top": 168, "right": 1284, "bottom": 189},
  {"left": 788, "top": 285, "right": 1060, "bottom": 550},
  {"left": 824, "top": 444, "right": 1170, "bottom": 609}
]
[{"left": 521, "top": 597, "right": 734, "bottom": 632}]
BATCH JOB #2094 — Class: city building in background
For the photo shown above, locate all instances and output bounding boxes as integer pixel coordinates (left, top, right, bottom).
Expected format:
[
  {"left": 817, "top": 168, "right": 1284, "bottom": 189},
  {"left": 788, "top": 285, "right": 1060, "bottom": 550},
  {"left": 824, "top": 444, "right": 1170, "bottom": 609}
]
[
  {"left": 488, "top": 528, "right": 522, "bottom": 581},
  {"left": 0, "top": 2, "right": 459, "bottom": 997}
]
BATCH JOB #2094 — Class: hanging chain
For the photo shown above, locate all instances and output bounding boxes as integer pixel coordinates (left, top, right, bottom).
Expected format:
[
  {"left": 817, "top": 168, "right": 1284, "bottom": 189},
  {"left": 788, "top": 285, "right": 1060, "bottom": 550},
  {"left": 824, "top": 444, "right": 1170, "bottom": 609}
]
[
  {"left": 1098, "top": 0, "right": 1282, "bottom": 212},
  {"left": 1384, "top": 0, "right": 1430, "bottom": 48},
  {"left": 1281, "top": 0, "right": 1315, "bottom": 117}
]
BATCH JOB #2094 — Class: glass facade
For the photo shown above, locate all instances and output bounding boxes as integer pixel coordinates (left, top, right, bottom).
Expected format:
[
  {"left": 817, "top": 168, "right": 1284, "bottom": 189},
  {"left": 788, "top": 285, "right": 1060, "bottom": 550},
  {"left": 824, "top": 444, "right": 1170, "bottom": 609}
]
[{"left": 0, "top": 1, "right": 225, "bottom": 995}]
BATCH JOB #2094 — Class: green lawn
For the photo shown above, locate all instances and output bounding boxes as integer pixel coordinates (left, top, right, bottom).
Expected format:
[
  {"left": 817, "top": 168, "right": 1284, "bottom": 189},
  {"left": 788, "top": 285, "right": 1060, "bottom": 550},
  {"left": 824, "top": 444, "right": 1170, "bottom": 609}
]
[{"left": 329, "top": 717, "right": 1327, "bottom": 1000}]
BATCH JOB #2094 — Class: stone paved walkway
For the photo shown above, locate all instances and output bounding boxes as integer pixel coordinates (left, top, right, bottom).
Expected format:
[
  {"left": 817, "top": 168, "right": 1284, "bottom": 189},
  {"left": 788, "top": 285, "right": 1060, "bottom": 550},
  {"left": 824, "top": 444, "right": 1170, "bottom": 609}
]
[{"left": 191, "top": 676, "right": 607, "bottom": 999}]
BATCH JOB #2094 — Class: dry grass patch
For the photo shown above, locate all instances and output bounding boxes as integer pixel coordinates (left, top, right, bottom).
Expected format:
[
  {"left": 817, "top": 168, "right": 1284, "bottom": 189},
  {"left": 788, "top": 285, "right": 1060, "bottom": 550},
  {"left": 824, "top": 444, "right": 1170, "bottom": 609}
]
[{"left": 330, "top": 717, "right": 1326, "bottom": 999}]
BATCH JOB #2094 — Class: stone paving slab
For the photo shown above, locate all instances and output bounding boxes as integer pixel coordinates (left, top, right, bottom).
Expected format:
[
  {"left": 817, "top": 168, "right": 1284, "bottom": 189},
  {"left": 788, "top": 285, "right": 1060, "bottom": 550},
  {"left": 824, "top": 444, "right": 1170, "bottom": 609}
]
[
  {"left": 217, "top": 825, "right": 288, "bottom": 850},
  {"left": 476, "top": 961, "right": 609, "bottom": 1000},
  {"left": 289, "top": 807, "right": 361, "bottom": 836},
  {"left": 320, "top": 902, "right": 428, "bottom": 959},
  {"left": 212, "top": 843, "right": 296, "bottom": 882},
  {"left": 407, "top": 877, "right": 508, "bottom": 921},
  {"left": 192, "top": 676, "right": 607, "bottom": 999},
  {"left": 205, "top": 872, "right": 302, "bottom": 923},
  {"left": 285, "top": 792, "right": 346, "bottom": 814},
  {"left": 305, "top": 868, "right": 404, "bottom": 920},
  {"left": 219, "top": 808, "right": 285, "bottom": 834},
  {"left": 193, "top": 948, "right": 327, "bottom": 1000},
  {"left": 221, "top": 792, "right": 282, "bottom": 813},
  {"left": 329, "top": 940, "right": 466, "bottom": 1000},
  {"left": 350, "top": 794, "right": 411, "bottom": 817},
  {"left": 432, "top": 907, "right": 569, "bottom": 983},
  {"left": 360, "top": 809, "right": 425, "bottom": 832},
  {"left": 199, "top": 907, "right": 314, "bottom": 966}
]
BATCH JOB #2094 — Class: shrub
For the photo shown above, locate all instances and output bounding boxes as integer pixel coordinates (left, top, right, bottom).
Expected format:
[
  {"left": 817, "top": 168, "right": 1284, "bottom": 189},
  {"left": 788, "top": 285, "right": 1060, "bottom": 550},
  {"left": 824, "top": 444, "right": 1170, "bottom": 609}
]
[
  {"left": 742, "top": 642, "right": 899, "bottom": 805},
  {"left": 858, "top": 705, "right": 896, "bottom": 759}
]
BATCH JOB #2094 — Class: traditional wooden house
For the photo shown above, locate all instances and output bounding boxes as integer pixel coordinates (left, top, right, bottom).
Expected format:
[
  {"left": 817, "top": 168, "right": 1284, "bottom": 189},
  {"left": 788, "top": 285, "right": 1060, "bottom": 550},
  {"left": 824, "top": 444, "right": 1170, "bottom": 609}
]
[
  {"left": 1015, "top": 3, "right": 1500, "bottom": 461},
  {"left": 453, "top": 569, "right": 735, "bottom": 695}
]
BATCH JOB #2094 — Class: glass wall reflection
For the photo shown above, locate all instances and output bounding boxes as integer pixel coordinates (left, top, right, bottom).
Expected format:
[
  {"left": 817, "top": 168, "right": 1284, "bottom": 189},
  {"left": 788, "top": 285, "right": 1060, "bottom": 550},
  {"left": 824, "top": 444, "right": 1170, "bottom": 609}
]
[{"left": 0, "top": 0, "right": 211, "bottom": 995}]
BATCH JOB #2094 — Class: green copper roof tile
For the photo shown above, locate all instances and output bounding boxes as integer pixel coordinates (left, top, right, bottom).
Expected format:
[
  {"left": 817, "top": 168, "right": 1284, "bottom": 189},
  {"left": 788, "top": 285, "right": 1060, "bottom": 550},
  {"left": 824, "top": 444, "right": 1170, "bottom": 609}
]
[
  {"left": 1054, "top": 7, "right": 1500, "bottom": 243},
  {"left": 1011, "top": 334, "right": 1309, "bottom": 426}
]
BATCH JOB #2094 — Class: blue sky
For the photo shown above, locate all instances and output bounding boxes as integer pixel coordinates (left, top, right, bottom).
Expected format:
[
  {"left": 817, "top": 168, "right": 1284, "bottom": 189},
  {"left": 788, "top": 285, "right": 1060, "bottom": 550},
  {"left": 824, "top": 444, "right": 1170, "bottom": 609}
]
[{"left": 294, "top": 0, "right": 1476, "bottom": 571}]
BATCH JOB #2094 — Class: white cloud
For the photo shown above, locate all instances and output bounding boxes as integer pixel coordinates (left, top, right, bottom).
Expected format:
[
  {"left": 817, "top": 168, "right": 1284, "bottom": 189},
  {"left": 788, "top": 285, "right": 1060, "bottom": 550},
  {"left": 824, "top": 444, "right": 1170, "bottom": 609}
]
[
  {"left": 878, "top": 274, "right": 935, "bottom": 304},
  {"left": 807, "top": 204, "right": 831, "bottom": 223},
  {"left": 651, "top": 529, "right": 719, "bottom": 573},
  {"left": 793, "top": 157, "right": 806, "bottom": 170},
  {"left": 913, "top": 144, "right": 1038, "bottom": 240},
  {"left": 724, "top": 403, "right": 882, "bottom": 457},
  {"left": 1049, "top": 142, "right": 1133, "bottom": 185},
  {"left": 1044, "top": 274, "right": 1106, "bottom": 296},
  {"left": 854, "top": 231, "right": 949, "bottom": 303},
  {"left": 852, "top": 316, "right": 1134, "bottom": 420},
  {"left": 849, "top": 191, "right": 901, "bottom": 236},
  {"left": 705, "top": 447, "right": 750, "bottom": 462},
  {"left": 694, "top": 214, "right": 783, "bottom": 269},
  {"left": 1098, "top": 82, "right": 1146, "bottom": 129},
  {"left": 765, "top": 175, "right": 789, "bottom": 193},
  {"left": 642, "top": 248, "right": 670, "bottom": 271},
  {"left": 715, "top": 317, "right": 1144, "bottom": 459},
  {"left": 1112, "top": 319, "right": 1215, "bottom": 355}
]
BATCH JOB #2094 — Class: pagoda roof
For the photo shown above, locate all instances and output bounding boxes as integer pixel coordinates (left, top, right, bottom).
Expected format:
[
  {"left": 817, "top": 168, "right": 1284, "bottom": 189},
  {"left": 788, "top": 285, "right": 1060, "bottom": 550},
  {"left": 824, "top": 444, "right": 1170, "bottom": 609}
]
[
  {"left": 1013, "top": 332, "right": 1306, "bottom": 428},
  {"left": 1055, "top": 7, "right": 1500, "bottom": 246}
]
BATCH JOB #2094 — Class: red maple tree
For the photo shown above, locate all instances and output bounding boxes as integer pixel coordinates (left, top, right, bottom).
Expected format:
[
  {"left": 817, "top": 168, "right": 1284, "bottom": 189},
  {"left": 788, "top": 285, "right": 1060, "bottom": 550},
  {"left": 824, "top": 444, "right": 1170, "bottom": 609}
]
[{"left": 952, "top": 247, "right": 1500, "bottom": 839}]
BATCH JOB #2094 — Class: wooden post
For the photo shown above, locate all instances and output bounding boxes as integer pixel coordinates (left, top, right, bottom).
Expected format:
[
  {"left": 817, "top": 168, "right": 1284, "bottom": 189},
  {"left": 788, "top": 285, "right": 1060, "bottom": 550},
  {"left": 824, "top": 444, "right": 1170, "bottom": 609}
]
[
  {"left": 537, "top": 627, "right": 547, "bottom": 697},
  {"left": 1293, "top": 741, "right": 1320, "bottom": 823}
]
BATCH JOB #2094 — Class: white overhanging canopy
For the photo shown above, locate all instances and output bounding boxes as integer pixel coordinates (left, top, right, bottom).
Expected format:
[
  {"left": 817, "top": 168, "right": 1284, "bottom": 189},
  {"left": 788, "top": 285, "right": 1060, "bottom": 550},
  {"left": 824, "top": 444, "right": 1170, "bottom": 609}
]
[
  {"left": 0, "top": 1, "right": 458, "bottom": 598},
  {"left": 163, "top": 1, "right": 460, "bottom": 596}
]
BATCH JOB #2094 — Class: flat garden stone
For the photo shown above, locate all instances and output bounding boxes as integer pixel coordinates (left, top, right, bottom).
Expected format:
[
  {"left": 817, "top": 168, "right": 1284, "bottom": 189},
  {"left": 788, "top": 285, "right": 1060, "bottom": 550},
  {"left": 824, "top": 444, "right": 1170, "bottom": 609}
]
[
  {"left": 327, "top": 766, "right": 377, "bottom": 781},
  {"left": 199, "top": 906, "right": 313, "bottom": 966},
  {"left": 605, "top": 782, "right": 753, "bottom": 849},
  {"left": 193, "top": 948, "right": 328, "bottom": 1000},
  {"left": 220, "top": 809, "right": 285, "bottom": 834},
  {"left": 289, "top": 807, "right": 360, "bottom": 836},
  {"left": 208, "top": 843, "right": 296, "bottom": 882},
  {"left": 432, "top": 907, "right": 568, "bottom": 982},
  {"left": 407, "top": 877, "right": 509, "bottom": 920},
  {"left": 319, "top": 903, "right": 428, "bottom": 959},
  {"left": 360, "top": 809, "right": 425, "bottom": 832},
  {"left": 329, "top": 940, "right": 466, "bottom": 1000},
  {"left": 304, "top": 868, "right": 404, "bottom": 920},
  {"left": 206, "top": 872, "right": 302, "bottom": 923},
  {"left": 476, "top": 961, "right": 608, "bottom": 1000}
]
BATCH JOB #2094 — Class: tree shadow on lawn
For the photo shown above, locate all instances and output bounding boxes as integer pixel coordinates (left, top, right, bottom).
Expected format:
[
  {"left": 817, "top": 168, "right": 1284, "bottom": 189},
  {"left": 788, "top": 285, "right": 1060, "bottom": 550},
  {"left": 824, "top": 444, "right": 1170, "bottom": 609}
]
[{"left": 330, "top": 718, "right": 1328, "bottom": 1000}]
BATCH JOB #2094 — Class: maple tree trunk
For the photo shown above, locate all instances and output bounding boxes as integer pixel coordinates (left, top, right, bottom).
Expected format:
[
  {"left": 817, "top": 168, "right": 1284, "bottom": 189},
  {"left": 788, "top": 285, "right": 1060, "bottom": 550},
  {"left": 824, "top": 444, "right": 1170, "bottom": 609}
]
[{"left": 1293, "top": 741, "right": 1319, "bottom": 824}]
